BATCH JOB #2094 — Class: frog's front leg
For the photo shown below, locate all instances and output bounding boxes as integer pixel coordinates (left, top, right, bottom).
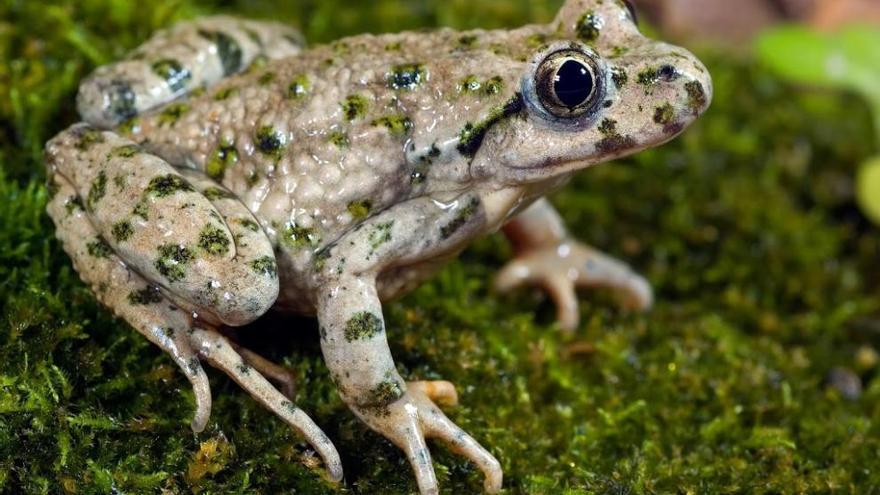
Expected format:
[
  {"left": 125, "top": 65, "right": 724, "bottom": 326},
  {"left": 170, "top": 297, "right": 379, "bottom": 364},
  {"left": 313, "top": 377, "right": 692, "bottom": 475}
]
[
  {"left": 45, "top": 124, "right": 342, "bottom": 480},
  {"left": 314, "top": 195, "right": 503, "bottom": 495},
  {"left": 495, "top": 199, "right": 653, "bottom": 331}
]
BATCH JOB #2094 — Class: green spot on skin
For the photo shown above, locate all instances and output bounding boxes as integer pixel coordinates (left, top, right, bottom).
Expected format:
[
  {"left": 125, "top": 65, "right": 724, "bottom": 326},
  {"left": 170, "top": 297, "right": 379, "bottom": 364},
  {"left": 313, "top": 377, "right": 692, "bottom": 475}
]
[
  {"left": 206, "top": 142, "right": 239, "bottom": 180},
  {"left": 110, "top": 144, "right": 139, "bottom": 159},
  {"left": 158, "top": 103, "right": 190, "bottom": 126},
  {"left": 367, "top": 378, "right": 405, "bottom": 406},
  {"left": 458, "top": 35, "right": 478, "bottom": 48},
  {"left": 86, "top": 237, "right": 113, "bottom": 258},
  {"left": 75, "top": 128, "right": 104, "bottom": 150},
  {"left": 155, "top": 244, "right": 193, "bottom": 282},
  {"left": 282, "top": 223, "right": 319, "bottom": 250},
  {"left": 344, "top": 311, "right": 384, "bottom": 341},
  {"left": 483, "top": 76, "right": 504, "bottom": 95},
  {"left": 117, "top": 117, "right": 140, "bottom": 136},
  {"left": 341, "top": 95, "right": 368, "bottom": 121},
  {"left": 387, "top": 63, "right": 427, "bottom": 90},
  {"left": 111, "top": 220, "right": 134, "bottom": 242},
  {"left": 151, "top": 59, "right": 191, "bottom": 93},
  {"left": 213, "top": 87, "right": 239, "bottom": 101},
  {"left": 287, "top": 75, "right": 311, "bottom": 99},
  {"left": 328, "top": 131, "right": 349, "bottom": 148},
  {"left": 685, "top": 81, "right": 708, "bottom": 113},
  {"left": 576, "top": 11, "right": 603, "bottom": 42},
  {"left": 527, "top": 33, "right": 548, "bottom": 49},
  {"left": 258, "top": 72, "right": 275, "bottom": 85},
  {"left": 347, "top": 200, "right": 372, "bottom": 219},
  {"left": 368, "top": 221, "right": 394, "bottom": 256},
  {"left": 146, "top": 174, "right": 194, "bottom": 197},
  {"left": 440, "top": 197, "right": 479, "bottom": 239},
  {"left": 132, "top": 199, "right": 149, "bottom": 220},
  {"left": 459, "top": 75, "right": 482, "bottom": 93},
  {"left": 198, "top": 224, "right": 231, "bottom": 256},
  {"left": 248, "top": 256, "right": 277, "bottom": 277},
  {"left": 313, "top": 246, "right": 332, "bottom": 271},
  {"left": 598, "top": 118, "right": 618, "bottom": 136},
  {"left": 637, "top": 68, "right": 659, "bottom": 86},
  {"left": 128, "top": 286, "right": 162, "bottom": 305},
  {"left": 255, "top": 126, "right": 286, "bottom": 158},
  {"left": 457, "top": 95, "right": 524, "bottom": 157},
  {"left": 596, "top": 118, "right": 637, "bottom": 153},
  {"left": 612, "top": 67, "right": 628, "bottom": 88},
  {"left": 197, "top": 29, "right": 242, "bottom": 76},
  {"left": 65, "top": 195, "right": 84, "bottom": 215},
  {"left": 235, "top": 218, "right": 260, "bottom": 232},
  {"left": 654, "top": 103, "right": 675, "bottom": 125},
  {"left": 203, "top": 187, "right": 236, "bottom": 201},
  {"left": 86, "top": 171, "right": 107, "bottom": 210},
  {"left": 384, "top": 42, "right": 402, "bottom": 51},
  {"left": 371, "top": 115, "right": 413, "bottom": 138}
]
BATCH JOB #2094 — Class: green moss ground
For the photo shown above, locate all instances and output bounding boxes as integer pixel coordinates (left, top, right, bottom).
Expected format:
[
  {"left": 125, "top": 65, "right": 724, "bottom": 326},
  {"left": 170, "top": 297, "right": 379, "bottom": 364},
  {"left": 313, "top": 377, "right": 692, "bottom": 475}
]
[{"left": 2, "top": 1, "right": 880, "bottom": 493}]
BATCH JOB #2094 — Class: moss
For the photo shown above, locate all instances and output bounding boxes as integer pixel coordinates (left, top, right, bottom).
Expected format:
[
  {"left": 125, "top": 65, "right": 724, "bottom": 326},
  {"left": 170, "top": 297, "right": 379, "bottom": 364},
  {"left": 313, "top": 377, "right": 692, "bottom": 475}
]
[{"left": 4, "top": 2, "right": 880, "bottom": 495}]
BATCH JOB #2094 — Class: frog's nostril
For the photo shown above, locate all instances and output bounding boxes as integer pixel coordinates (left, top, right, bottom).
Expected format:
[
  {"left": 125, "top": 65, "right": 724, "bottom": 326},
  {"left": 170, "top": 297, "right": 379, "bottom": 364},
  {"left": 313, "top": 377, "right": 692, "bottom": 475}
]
[{"left": 658, "top": 65, "right": 678, "bottom": 82}]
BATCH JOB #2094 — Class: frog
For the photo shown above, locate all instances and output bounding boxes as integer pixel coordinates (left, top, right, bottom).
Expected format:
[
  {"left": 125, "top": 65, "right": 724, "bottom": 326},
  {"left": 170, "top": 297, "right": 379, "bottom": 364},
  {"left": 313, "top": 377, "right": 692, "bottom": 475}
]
[{"left": 44, "top": 1, "right": 712, "bottom": 493}]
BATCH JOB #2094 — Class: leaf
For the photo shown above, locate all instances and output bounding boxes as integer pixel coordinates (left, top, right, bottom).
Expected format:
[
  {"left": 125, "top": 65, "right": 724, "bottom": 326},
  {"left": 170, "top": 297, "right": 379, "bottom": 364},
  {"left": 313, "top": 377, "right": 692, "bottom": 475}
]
[{"left": 857, "top": 155, "right": 880, "bottom": 225}]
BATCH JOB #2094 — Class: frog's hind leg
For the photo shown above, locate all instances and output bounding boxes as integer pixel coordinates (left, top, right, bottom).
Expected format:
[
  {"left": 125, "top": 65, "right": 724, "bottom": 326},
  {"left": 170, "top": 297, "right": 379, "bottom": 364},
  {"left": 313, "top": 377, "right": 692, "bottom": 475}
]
[
  {"left": 77, "top": 16, "right": 304, "bottom": 128},
  {"left": 190, "top": 328, "right": 343, "bottom": 481},
  {"left": 47, "top": 173, "right": 213, "bottom": 432}
]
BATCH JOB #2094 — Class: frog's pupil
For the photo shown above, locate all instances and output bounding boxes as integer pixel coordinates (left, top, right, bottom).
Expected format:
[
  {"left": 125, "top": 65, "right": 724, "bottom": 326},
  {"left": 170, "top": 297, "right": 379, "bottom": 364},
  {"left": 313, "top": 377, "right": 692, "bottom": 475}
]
[{"left": 554, "top": 60, "right": 594, "bottom": 108}]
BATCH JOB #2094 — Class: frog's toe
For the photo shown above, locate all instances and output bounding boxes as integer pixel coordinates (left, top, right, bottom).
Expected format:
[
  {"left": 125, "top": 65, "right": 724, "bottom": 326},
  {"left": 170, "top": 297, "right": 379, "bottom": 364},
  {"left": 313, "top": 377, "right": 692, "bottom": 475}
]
[{"left": 408, "top": 380, "right": 459, "bottom": 407}]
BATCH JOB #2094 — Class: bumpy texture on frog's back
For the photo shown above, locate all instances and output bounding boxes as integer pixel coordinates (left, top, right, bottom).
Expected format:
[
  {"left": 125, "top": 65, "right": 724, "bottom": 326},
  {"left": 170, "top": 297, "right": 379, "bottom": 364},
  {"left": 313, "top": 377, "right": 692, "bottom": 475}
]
[{"left": 126, "top": 26, "right": 549, "bottom": 259}]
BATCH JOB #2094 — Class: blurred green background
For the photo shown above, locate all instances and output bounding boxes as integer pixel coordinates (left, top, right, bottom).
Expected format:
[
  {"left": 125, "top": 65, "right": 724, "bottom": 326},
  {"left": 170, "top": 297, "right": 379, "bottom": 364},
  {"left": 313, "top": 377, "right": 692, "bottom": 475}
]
[{"left": 2, "top": 0, "right": 880, "bottom": 493}]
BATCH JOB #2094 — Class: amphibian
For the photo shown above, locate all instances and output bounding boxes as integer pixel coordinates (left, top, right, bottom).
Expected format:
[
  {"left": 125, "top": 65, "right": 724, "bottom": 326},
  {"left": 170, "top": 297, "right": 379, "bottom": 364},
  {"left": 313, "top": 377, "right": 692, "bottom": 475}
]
[{"left": 45, "top": 1, "right": 712, "bottom": 492}]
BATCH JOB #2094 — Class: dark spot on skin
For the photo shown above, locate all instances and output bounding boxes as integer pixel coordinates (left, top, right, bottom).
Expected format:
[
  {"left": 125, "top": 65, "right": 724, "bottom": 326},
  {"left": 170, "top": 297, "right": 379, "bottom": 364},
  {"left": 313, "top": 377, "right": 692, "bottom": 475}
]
[
  {"left": 483, "top": 76, "right": 504, "bottom": 95},
  {"left": 197, "top": 30, "right": 242, "bottom": 76},
  {"left": 86, "top": 171, "right": 107, "bottom": 210},
  {"left": 347, "top": 200, "right": 372, "bottom": 219},
  {"left": 202, "top": 187, "right": 236, "bottom": 201},
  {"left": 151, "top": 59, "right": 191, "bottom": 93},
  {"left": 146, "top": 174, "right": 194, "bottom": 197},
  {"left": 158, "top": 103, "right": 189, "bottom": 126},
  {"left": 214, "top": 87, "right": 238, "bottom": 101},
  {"left": 341, "top": 95, "right": 368, "bottom": 121},
  {"left": 344, "top": 311, "right": 384, "bottom": 341},
  {"left": 685, "top": 80, "right": 708, "bottom": 113},
  {"left": 86, "top": 237, "right": 112, "bottom": 258},
  {"left": 206, "top": 142, "right": 239, "bottom": 180},
  {"left": 236, "top": 362, "right": 251, "bottom": 375},
  {"left": 384, "top": 42, "right": 402, "bottom": 52},
  {"left": 458, "top": 35, "right": 478, "bottom": 49},
  {"left": 328, "top": 131, "right": 349, "bottom": 148},
  {"left": 287, "top": 75, "right": 311, "bottom": 99},
  {"left": 440, "top": 197, "right": 480, "bottom": 239},
  {"left": 248, "top": 256, "right": 277, "bottom": 278},
  {"left": 117, "top": 117, "right": 140, "bottom": 136},
  {"left": 388, "top": 63, "right": 427, "bottom": 91},
  {"left": 111, "top": 220, "right": 134, "bottom": 242},
  {"left": 611, "top": 67, "right": 628, "bottom": 88},
  {"left": 128, "top": 286, "right": 162, "bottom": 305},
  {"left": 198, "top": 224, "right": 231, "bottom": 256},
  {"left": 132, "top": 199, "right": 149, "bottom": 220},
  {"left": 110, "top": 144, "right": 140, "bottom": 159},
  {"left": 576, "top": 11, "right": 603, "bottom": 42},
  {"left": 459, "top": 75, "right": 482, "bottom": 93},
  {"left": 527, "top": 33, "right": 549, "bottom": 49},
  {"left": 658, "top": 65, "right": 679, "bottom": 82},
  {"left": 103, "top": 80, "right": 137, "bottom": 122},
  {"left": 637, "top": 68, "right": 659, "bottom": 86},
  {"left": 155, "top": 244, "right": 193, "bottom": 282},
  {"left": 255, "top": 126, "right": 286, "bottom": 158},
  {"left": 596, "top": 119, "right": 637, "bottom": 154},
  {"left": 458, "top": 95, "right": 524, "bottom": 158},
  {"left": 603, "top": 100, "right": 613, "bottom": 108},
  {"left": 366, "top": 378, "right": 405, "bottom": 407},
  {"left": 235, "top": 218, "right": 261, "bottom": 232},
  {"left": 654, "top": 103, "right": 675, "bottom": 125},
  {"left": 313, "top": 246, "right": 333, "bottom": 272},
  {"left": 282, "top": 223, "right": 319, "bottom": 250},
  {"left": 371, "top": 115, "right": 413, "bottom": 138},
  {"left": 46, "top": 179, "right": 60, "bottom": 199},
  {"left": 65, "top": 195, "right": 84, "bottom": 215},
  {"left": 75, "top": 128, "right": 104, "bottom": 151}
]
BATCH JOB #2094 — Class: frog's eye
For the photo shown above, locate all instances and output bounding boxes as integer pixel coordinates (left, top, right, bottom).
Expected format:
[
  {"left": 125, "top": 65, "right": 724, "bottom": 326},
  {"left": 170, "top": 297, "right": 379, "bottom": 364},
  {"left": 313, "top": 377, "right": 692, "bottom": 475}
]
[
  {"left": 622, "top": 0, "right": 639, "bottom": 26},
  {"left": 535, "top": 50, "right": 601, "bottom": 119}
]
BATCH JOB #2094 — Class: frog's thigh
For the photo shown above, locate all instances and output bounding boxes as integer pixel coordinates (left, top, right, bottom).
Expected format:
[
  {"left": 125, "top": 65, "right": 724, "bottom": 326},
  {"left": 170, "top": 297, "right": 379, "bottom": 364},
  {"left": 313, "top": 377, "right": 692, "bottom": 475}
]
[
  {"left": 78, "top": 16, "right": 304, "bottom": 127},
  {"left": 46, "top": 124, "right": 279, "bottom": 327},
  {"left": 47, "top": 172, "right": 212, "bottom": 432}
]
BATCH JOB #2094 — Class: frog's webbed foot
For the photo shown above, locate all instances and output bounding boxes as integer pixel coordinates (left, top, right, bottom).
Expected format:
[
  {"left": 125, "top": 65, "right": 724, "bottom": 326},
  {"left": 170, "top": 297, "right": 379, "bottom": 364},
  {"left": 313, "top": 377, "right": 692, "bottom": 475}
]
[
  {"left": 498, "top": 199, "right": 652, "bottom": 331},
  {"left": 352, "top": 382, "right": 502, "bottom": 495}
]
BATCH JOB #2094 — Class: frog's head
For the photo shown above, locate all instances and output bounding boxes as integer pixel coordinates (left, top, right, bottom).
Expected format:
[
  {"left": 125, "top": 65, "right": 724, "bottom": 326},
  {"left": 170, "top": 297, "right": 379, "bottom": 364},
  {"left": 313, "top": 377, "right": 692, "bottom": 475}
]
[{"left": 469, "top": 0, "right": 712, "bottom": 186}]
